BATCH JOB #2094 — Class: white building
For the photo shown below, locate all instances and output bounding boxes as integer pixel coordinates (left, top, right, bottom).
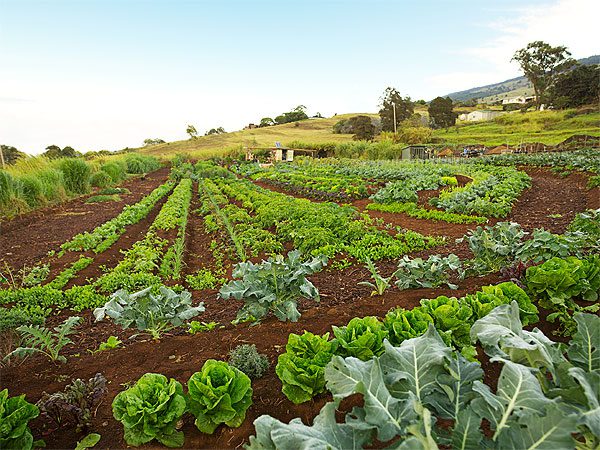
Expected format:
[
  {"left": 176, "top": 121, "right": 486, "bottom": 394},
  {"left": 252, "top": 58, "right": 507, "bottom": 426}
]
[
  {"left": 502, "top": 95, "right": 536, "bottom": 105},
  {"left": 459, "top": 110, "right": 503, "bottom": 122}
]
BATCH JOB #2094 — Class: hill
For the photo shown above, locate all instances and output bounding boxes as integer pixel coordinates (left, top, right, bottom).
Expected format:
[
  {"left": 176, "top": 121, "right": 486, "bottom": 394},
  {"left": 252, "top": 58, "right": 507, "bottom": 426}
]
[
  {"left": 136, "top": 113, "right": 374, "bottom": 159},
  {"left": 445, "top": 55, "right": 600, "bottom": 104}
]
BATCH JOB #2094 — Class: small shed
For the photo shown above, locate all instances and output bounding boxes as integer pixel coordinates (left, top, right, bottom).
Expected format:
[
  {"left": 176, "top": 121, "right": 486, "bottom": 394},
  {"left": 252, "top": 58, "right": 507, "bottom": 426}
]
[
  {"left": 245, "top": 147, "right": 294, "bottom": 163},
  {"left": 402, "top": 145, "right": 431, "bottom": 160}
]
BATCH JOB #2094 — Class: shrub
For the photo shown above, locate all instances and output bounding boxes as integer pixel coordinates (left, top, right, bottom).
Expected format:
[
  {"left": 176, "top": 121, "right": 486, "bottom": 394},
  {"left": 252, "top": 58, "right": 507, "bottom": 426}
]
[
  {"left": 187, "top": 360, "right": 253, "bottom": 434},
  {"left": 112, "top": 373, "right": 186, "bottom": 447},
  {"left": 90, "top": 171, "right": 113, "bottom": 188},
  {"left": 124, "top": 154, "right": 160, "bottom": 174},
  {"left": 100, "top": 162, "right": 126, "bottom": 183},
  {"left": 228, "top": 344, "right": 270, "bottom": 379},
  {"left": 58, "top": 158, "right": 91, "bottom": 194},
  {"left": 19, "top": 174, "right": 44, "bottom": 207}
]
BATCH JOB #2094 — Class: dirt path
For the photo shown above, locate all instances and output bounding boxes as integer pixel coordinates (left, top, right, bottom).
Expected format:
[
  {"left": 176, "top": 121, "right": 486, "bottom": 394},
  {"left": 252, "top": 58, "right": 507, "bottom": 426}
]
[{"left": 0, "top": 167, "right": 171, "bottom": 271}]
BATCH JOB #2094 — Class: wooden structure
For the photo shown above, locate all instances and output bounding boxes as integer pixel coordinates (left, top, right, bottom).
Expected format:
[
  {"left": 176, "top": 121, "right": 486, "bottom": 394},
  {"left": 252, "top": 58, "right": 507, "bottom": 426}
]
[
  {"left": 402, "top": 145, "right": 431, "bottom": 160},
  {"left": 245, "top": 147, "right": 294, "bottom": 163}
]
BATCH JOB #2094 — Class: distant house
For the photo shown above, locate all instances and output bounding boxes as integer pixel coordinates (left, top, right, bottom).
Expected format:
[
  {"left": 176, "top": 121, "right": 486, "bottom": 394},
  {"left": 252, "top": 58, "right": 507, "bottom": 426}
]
[
  {"left": 402, "top": 145, "right": 431, "bottom": 160},
  {"left": 459, "top": 110, "right": 503, "bottom": 122},
  {"left": 502, "top": 95, "right": 535, "bottom": 105},
  {"left": 245, "top": 146, "right": 294, "bottom": 164}
]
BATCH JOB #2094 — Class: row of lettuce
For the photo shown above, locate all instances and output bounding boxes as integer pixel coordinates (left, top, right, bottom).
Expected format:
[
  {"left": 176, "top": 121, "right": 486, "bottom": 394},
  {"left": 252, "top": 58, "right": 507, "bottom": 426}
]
[
  {"left": 0, "top": 153, "right": 161, "bottom": 217},
  {"left": 4, "top": 300, "right": 598, "bottom": 449},
  {"left": 234, "top": 157, "right": 531, "bottom": 220}
]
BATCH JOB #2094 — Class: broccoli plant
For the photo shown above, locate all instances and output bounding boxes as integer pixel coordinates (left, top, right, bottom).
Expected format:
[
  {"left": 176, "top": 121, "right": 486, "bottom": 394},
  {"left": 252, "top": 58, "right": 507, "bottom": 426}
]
[
  {"left": 219, "top": 250, "right": 327, "bottom": 322},
  {"left": 93, "top": 286, "right": 205, "bottom": 339}
]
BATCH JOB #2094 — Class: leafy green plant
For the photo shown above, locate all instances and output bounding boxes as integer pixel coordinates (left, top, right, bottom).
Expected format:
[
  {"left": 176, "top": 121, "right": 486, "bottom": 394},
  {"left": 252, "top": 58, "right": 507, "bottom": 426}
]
[
  {"left": 248, "top": 303, "right": 599, "bottom": 450},
  {"left": 4, "top": 316, "right": 81, "bottom": 363},
  {"left": 93, "top": 286, "right": 205, "bottom": 339},
  {"left": 525, "top": 255, "right": 600, "bottom": 334},
  {"left": 332, "top": 316, "right": 388, "bottom": 361},
  {"left": 420, "top": 295, "right": 474, "bottom": 349},
  {"left": 187, "top": 321, "right": 221, "bottom": 334},
  {"left": 228, "top": 344, "right": 270, "bottom": 380},
  {"left": 37, "top": 373, "right": 107, "bottom": 432},
  {"left": 459, "top": 221, "right": 526, "bottom": 274},
  {"left": 275, "top": 331, "right": 337, "bottom": 404},
  {"left": 74, "top": 433, "right": 101, "bottom": 450},
  {"left": 187, "top": 360, "right": 253, "bottom": 434},
  {"left": 393, "top": 253, "right": 462, "bottom": 290},
  {"left": 516, "top": 228, "right": 584, "bottom": 263},
  {"left": 85, "top": 194, "right": 120, "bottom": 203},
  {"left": 568, "top": 208, "right": 600, "bottom": 253},
  {"left": 92, "top": 335, "right": 122, "bottom": 353},
  {"left": 358, "top": 259, "right": 392, "bottom": 296},
  {"left": 112, "top": 373, "right": 186, "bottom": 447},
  {"left": 383, "top": 307, "right": 434, "bottom": 346},
  {"left": 0, "top": 389, "right": 42, "bottom": 450},
  {"left": 21, "top": 264, "right": 50, "bottom": 287},
  {"left": 185, "top": 268, "right": 226, "bottom": 290},
  {"left": 0, "top": 306, "right": 46, "bottom": 332},
  {"left": 219, "top": 250, "right": 326, "bottom": 323}
]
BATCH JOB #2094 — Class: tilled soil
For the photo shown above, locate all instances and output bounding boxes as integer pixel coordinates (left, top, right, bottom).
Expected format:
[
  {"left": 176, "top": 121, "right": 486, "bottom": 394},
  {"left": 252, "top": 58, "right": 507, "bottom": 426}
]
[
  {"left": 0, "top": 167, "right": 171, "bottom": 272},
  {"left": 0, "top": 166, "right": 597, "bottom": 449}
]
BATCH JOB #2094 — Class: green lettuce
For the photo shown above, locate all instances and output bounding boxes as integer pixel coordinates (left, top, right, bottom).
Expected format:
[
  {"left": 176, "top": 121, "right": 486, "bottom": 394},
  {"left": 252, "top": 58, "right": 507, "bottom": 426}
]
[
  {"left": 419, "top": 296, "right": 474, "bottom": 348},
  {"left": 383, "top": 307, "right": 434, "bottom": 346},
  {"left": 0, "top": 389, "right": 41, "bottom": 450},
  {"left": 332, "top": 316, "right": 388, "bottom": 361},
  {"left": 187, "top": 360, "right": 253, "bottom": 434},
  {"left": 464, "top": 282, "right": 539, "bottom": 326},
  {"left": 112, "top": 373, "right": 186, "bottom": 447},
  {"left": 275, "top": 331, "right": 337, "bottom": 404}
]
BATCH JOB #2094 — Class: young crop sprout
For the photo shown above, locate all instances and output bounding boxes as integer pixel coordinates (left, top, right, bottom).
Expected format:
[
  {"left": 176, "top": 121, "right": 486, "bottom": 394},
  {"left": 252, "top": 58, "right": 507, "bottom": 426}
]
[{"left": 358, "top": 259, "right": 392, "bottom": 296}]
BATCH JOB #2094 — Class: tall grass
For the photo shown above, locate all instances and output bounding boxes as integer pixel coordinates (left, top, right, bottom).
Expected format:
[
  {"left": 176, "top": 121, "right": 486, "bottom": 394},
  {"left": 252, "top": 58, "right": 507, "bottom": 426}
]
[{"left": 0, "top": 153, "right": 161, "bottom": 218}]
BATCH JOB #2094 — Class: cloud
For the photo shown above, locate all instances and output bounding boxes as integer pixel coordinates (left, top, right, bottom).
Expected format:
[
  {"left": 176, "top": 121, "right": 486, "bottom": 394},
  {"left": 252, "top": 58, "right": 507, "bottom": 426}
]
[
  {"left": 467, "top": 0, "right": 599, "bottom": 71},
  {"left": 425, "top": 0, "right": 599, "bottom": 96}
]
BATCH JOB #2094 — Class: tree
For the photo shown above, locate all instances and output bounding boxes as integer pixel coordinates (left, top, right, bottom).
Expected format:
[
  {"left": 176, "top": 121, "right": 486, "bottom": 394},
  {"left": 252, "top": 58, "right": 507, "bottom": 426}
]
[
  {"left": 259, "top": 117, "right": 275, "bottom": 127},
  {"left": 428, "top": 96, "right": 457, "bottom": 129},
  {"left": 512, "top": 41, "right": 576, "bottom": 109},
  {"left": 0, "top": 145, "right": 26, "bottom": 166},
  {"left": 274, "top": 105, "right": 309, "bottom": 125},
  {"left": 347, "top": 115, "right": 377, "bottom": 141},
  {"left": 205, "top": 127, "right": 226, "bottom": 136},
  {"left": 43, "top": 145, "right": 80, "bottom": 159},
  {"left": 186, "top": 124, "right": 198, "bottom": 139},
  {"left": 143, "top": 138, "right": 165, "bottom": 146},
  {"left": 550, "top": 64, "right": 600, "bottom": 108},
  {"left": 378, "top": 87, "right": 414, "bottom": 132}
]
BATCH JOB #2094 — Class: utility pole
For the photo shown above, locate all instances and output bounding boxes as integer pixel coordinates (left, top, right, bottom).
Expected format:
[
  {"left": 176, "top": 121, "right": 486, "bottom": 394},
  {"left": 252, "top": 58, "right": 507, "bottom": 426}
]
[
  {"left": 393, "top": 103, "right": 397, "bottom": 134},
  {"left": 0, "top": 146, "right": 5, "bottom": 169}
]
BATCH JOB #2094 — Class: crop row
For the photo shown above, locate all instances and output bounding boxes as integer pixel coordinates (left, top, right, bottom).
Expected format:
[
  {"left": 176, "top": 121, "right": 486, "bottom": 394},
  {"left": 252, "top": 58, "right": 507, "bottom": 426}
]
[
  {"left": 366, "top": 201, "right": 487, "bottom": 224},
  {"left": 60, "top": 181, "right": 175, "bottom": 254},
  {"left": 93, "top": 178, "right": 193, "bottom": 292},
  {"left": 206, "top": 176, "right": 442, "bottom": 261}
]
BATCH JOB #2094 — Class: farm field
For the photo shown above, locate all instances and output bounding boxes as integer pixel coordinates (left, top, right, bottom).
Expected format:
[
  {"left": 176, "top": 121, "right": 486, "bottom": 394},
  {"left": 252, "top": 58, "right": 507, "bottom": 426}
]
[{"left": 1, "top": 150, "right": 600, "bottom": 449}]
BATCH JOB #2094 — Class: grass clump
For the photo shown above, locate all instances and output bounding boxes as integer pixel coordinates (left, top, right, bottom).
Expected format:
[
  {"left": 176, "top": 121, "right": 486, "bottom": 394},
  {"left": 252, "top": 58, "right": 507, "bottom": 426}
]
[
  {"left": 86, "top": 194, "right": 120, "bottom": 203},
  {"left": 90, "top": 171, "right": 113, "bottom": 188},
  {"left": 58, "top": 158, "right": 91, "bottom": 194}
]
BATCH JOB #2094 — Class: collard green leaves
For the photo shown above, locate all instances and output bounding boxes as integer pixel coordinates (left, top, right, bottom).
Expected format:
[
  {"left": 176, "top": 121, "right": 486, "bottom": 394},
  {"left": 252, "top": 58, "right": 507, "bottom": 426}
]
[{"left": 219, "top": 250, "right": 326, "bottom": 323}]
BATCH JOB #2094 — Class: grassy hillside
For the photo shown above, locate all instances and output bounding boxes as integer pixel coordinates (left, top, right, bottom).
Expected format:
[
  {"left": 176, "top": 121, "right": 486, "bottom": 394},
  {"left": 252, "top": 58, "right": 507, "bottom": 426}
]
[
  {"left": 137, "top": 109, "right": 599, "bottom": 159},
  {"left": 432, "top": 109, "right": 600, "bottom": 146},
  {"left": 137, "top": 113, "right": 370, "bottom": 159}
]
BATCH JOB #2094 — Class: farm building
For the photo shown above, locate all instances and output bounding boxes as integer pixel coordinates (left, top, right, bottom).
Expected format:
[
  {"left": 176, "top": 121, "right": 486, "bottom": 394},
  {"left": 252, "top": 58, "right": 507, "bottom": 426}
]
[
  {"left": 458, "top": 110, "right": 503, "bottom": 122},
  {"left": 402, "top": 145, "right": 431, "bottom": 160},
  {"left": 502, "top": 95, "right": 536, "bottom": 105},
  {"left": 245, "top": 147, "right": 294, "bottom": 163}
]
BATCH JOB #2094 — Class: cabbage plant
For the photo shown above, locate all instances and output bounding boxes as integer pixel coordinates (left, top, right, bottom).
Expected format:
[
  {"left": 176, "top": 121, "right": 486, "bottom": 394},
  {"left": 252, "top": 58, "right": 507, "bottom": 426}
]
[
  {"left": 112, "top": 373, "right": 186, "bottom": 447},
  {"left": 187, "top": 360, "right": 253, "bottom": 434},
  {"left": 332, "top": 316, "right": 388, "bottom": 361}
]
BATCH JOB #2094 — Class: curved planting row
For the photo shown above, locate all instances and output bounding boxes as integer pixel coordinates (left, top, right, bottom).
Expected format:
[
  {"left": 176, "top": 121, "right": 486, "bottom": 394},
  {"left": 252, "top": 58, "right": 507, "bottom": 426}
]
[{"left": 211, "top": 177, "right": 442, "bottom": 261}]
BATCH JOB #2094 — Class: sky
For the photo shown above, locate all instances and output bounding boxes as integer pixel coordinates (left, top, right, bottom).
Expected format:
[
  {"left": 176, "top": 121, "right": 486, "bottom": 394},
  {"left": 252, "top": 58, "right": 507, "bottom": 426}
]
[{"left": 1, "top": 0, "right": 598, "bottom": 154}]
